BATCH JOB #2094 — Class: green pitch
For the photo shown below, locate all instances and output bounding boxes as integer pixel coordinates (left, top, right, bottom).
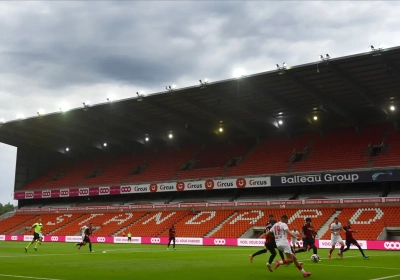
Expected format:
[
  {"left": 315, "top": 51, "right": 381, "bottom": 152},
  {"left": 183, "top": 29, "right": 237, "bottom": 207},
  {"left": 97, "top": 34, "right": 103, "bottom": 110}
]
[{"left": 0, "top": 242, "right": 399, "bottom": 280}]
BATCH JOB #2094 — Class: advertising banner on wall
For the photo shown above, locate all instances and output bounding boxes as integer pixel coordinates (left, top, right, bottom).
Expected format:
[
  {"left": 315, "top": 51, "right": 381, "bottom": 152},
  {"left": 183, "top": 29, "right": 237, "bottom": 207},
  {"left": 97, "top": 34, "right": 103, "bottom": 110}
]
[
  {"left": 13, "top": 176, "right": 271, "bottom": 200},
  {"left": 271, "top": 169, "right": 399, "bottom": 186}
]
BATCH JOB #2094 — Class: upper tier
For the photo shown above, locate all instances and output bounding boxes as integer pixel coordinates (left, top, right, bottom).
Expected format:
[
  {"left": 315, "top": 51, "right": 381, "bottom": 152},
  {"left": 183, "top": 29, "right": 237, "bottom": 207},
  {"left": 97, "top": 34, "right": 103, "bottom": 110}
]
[{"left": 22, "top": 124, "right": 399, "bottom": 190}]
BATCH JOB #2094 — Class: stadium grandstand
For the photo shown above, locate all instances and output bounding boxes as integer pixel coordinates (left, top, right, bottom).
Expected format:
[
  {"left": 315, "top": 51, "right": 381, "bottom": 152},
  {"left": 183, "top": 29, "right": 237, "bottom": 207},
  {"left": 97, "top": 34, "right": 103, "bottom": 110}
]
[{"left": 1, "top": 46, "right": 400, "bottom": 243}]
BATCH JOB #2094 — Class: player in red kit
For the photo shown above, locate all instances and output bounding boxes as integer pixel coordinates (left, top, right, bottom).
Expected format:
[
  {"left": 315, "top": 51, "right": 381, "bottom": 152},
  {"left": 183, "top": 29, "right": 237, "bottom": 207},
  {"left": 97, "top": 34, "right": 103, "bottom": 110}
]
[
  {"left": 343, "top": 221, "right": 369, "bottom": 259},
  {"left": 75, "top": 223, "right": 94, "bottom": 252},
  {"left": 167, "top": 223, "right": 176, "bottom": 250},
  {"left": 295, "top": 218, "right": 318, "bottom": 257}
]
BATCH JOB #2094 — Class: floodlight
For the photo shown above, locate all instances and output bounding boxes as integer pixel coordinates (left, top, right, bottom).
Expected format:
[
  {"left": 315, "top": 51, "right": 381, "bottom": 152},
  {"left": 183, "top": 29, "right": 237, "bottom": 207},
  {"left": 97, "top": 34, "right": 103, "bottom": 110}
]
[
  {"left": 282, "top": 62, "right": 287, "bottom": 68},
  {"left": 233, "top": 68, "right": 246, "bottom": 78},
  {"left": 313, "top": 116, "right": 318, "bottom": 121},
  {"left": 16, "top": 113, "right": 25, "bottom": 120},
  {"left": 171, "top": 84, "right": 177, "bottom": 89},
  {"left": 276, "top": 64, "right": 280, "bottom": 69},
  {"left": 107, "top": 95, "right": 116, "bottom": 102},
  {"left": 37, "top": 109, "right": 45, "bottom": 116},
  {"left": 278, "top": 120, "right": 283, "bottom": 125},
  {"left": 219, "top": 127, "right": 223, "bottom": 133},
  {"left": 59, "top": 102, "right": 70, "bottom": 112},
  {"left": 326, "top": 54, "right": 330, "bottom": 59},
  {"left": 278, "top": 112, "right": 283, "bottom": 115},
  {"left": 390, "top": 105, "right": 395, "bottom": 111},
  {"left": 168, "top": 133, "right": 173, "bottom": 139},
  {"left": 65, "top": 147, "right": 69, "bottom": 152},
  {"left": 103, "top": 143, "right": 107, "bottom": 147},
  {"left": 145, "top": 137, "right": 149, "bottom": 142}
]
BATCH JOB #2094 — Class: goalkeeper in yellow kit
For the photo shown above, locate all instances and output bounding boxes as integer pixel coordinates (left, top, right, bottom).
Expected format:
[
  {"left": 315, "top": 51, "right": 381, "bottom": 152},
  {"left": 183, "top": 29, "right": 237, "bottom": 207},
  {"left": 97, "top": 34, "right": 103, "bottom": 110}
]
[{"left": 25, "top": 218, "right": 43, "bottom": 252}]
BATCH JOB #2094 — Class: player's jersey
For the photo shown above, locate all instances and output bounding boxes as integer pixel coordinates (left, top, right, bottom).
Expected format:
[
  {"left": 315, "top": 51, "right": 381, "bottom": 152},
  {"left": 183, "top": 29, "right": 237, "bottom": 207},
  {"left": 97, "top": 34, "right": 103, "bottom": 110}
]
[
  {"left": 169, "top": 227, "right": 176, "bottom": 238},
  {"left": 81, "top": 226, "right": 88, "bottom": 236},
  {"left": 292, "top": 230, "right": 299, "bottom": 241},
  {"left": 32, "top": 223, "right": 43, "bottom": 234},
  {"left": 343, "top": 225, "right": 354, "bottom": 240},
  {"left": 128, "top": 233, "right": 132, "bottom": 238},
  {"left": 302, "top": 223, "right": 316, "bottom": 239},
  {"left": 266, "top": 219, "right": 277, "bottom": 231},
  {"left": 331, "top": 222, "right": 342, "bottom": 236},
  {"left": 84, "top": 227, "right": 92, "bottom": 236},
  {"left": 271, "top": 221, "right": 289, "bottom": 242}
]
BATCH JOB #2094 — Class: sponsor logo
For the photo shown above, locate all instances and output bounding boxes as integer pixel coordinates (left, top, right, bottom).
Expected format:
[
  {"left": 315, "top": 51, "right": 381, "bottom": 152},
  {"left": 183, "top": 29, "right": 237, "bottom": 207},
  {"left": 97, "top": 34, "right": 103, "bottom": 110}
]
[
  {"left": 216, "top": 181, "right": 233, "bottom": 188},
  {"left": 205, "top": 180, "right": 214, "bottom": 190},
  {"left": 372, "top": 171, "right": 392, "bottom": 181},
  {"left": 176, "top": 182, "right": 185, "bottom": 191},
  {"left": 214, "top": 239, "right": 226, "bottom": 245},
  {"left": 160, "top": 184, "right": 174, "bottom": 191},
  {"left": 150, "top": 184, "right": 158, "bottom": 192},
  {"left": 97, "top": 237, "right": 106, "bottom": 243},
  {"left": 249, "top": 179, "right": 268, "bottom": 186},
  {"left": 25, "top": 192, "right": 34, "bottom": 199},
  {"left": 42, "top": 191, "right": 51, "bottom": 198},
  {"left": 236, "top": 178, "right": 246, "bottom": 188},
  {"left": 99, "top": 187, "right": 110, "bottom": 194},
  {"left": 151, "top": 238, "right": 161, "bottom": 244},
  {"left": 280, "top": 173, "right": 359, "bottom": 184},
  {"left": 11, "top": 236, "right": 18, "bottom": 241},
  {"left": 121, "top": 186, "right": 132, "bottom": 193},
  {"left": 0, "top": 235, "right": 5, "bottom": 241},
  {"left": 187, "top": 183, "right": 203, "bottom": 189},
  {"left": 60, "top": 190, "right": 69, "bottom": 197},
  {"left": 384, "top": 242, "right": 400, "bottom": 250},
  {"left": 79, "top": 189, "right": 89, "bottom": 196},
  {"left": 134, "top": 186, "right": 148, "bottom": 192},
  {"left": 51, "top": 236, "right": 58, "bottom": 242}
]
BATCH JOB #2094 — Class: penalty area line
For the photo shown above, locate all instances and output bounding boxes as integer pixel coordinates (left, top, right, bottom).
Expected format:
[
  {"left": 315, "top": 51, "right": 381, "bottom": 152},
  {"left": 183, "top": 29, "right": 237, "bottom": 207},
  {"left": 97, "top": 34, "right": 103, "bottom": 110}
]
[
  {"left": 370, "top": 275, "right": 400, "bottom": 280},
  {"left": 0, "top": 274, "right": 61, "bottom": 280}
]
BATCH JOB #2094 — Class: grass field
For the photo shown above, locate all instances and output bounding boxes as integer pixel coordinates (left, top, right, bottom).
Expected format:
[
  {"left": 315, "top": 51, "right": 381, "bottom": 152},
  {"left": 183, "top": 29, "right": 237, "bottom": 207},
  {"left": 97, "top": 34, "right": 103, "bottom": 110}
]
[{"left": 0, "top": 242, "right": 399, "bottom": 280}]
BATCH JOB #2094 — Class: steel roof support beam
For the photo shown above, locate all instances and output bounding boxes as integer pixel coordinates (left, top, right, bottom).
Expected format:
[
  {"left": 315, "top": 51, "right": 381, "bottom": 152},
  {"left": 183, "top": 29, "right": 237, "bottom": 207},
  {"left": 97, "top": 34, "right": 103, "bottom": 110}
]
[
  {"left": 181, "top": 96, "right": 259, "bottom": 137},
  {"left": 216, "top": 95, "right": 279, "bottom": 129},
  {"left": 143, "top": 99, "right": 219, "bottom": 139},
  {"left": 328, "top": 63, "right": 388, "bottom": 116},
  {"left": 254, "top": 90, "right": 313, "bottom": 124},
  {"left": 284, "top": 71, "right": 359, "bottom": 124}
]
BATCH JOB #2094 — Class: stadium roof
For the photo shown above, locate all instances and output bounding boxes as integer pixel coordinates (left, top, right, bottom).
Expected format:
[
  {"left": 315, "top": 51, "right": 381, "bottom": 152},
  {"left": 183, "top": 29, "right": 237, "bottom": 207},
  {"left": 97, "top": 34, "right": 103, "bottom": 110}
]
[{"left": 1, "top": 46, "right": 400, "bottom": 154}]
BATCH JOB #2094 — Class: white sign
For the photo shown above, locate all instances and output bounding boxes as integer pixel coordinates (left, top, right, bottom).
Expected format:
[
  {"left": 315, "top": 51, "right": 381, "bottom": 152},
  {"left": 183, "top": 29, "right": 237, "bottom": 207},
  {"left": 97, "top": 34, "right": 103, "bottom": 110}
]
[
  {"left": 237, "top": 238, "right": 265, "bottom": 247},
  {"left": 318, "top": 239, "right": 367, "bottom": 249}
]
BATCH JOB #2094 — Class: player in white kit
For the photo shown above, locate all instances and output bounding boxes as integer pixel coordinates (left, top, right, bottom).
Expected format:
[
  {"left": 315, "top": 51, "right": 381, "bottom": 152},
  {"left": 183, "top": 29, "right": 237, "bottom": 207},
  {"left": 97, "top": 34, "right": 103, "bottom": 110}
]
[
  {"left": 291, "top": 227, "right": 301, "bottom": 249},
  {"left": 328, "top": 217, "right": 345, "bottom": 259},
  {"left": 80, "top": 224, "right": 89, "bottom": 241},
  {"left": 271, "top": 215, "right": 311, "bottom": 278}
]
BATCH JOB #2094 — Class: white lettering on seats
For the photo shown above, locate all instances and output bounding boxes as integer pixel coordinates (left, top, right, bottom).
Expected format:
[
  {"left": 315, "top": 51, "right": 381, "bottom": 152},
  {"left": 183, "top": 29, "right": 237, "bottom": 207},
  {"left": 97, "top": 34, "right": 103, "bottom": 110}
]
[
  {"left": 288, "top": 209, "right": 322, "bottom": 224},
  {"left": 186, "top": 211, "right": 216, "bottom": 225},
  {"left": 349, "top": 208, "right": 384, "bottom": 224},
  {"left": 79, "top": 214, "right": 104, "bottom": 225},
  {"left": 47, "top": 214, "right": 73, "bottom": 226},
  {"left": 142, "top": 212, "right": 176, "bottom": 225},
  {"left": 103, "top": 213, "right": 133, "bottom": 225},
  {"left": 229, "top": 210, "right": 264, "bottom": 225}
]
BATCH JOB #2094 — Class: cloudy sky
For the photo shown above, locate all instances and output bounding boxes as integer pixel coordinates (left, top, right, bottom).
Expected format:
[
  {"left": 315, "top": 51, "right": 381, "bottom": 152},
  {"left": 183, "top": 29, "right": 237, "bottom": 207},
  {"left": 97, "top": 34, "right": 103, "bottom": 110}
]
[{"left": 0, "top": 1, "right": 399, "bottom": 205}]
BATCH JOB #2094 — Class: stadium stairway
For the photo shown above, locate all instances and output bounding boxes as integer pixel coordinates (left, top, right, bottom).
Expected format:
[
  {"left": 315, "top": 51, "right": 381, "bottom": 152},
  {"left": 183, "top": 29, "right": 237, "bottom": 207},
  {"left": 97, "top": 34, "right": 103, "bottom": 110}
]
[
  {"left": 204, "top": 211, "right": 238, "bottom": 237},
  {"left": 316, "top": 210, "right": 342, "bottom": 238},
  {"left": 112, "top": 212, "right": 151, "bottom": 236},
  {"left": 2, "top": 215, "right": 39, "bottom": 235}
]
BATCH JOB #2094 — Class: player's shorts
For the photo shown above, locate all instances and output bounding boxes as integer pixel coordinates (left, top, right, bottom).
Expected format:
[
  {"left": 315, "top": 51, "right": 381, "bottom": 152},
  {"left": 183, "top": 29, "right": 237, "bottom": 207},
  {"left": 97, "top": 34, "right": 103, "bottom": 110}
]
[
  {"left": 128, "top": 237, "right": 131, "bottom": 241},
  {"left": 83, "top": 236, "right": 90, "bottom": 243},
  {"left": 39, "top": 233, "right": 43, "bottom": 239},
  {"left": 331, "top": 234, "right": 343, "bottom": 246},
  {"left": 346, "top": 239, "right": 359, "bottom": 246},
  {"left": 169, "top": 237, "right": 175, "bottom": 242},
  {"left": 276, "top": 241, "right": 294, "bottom": 255},
  {"left": 82, "top": 234, "right": 85, "bottom": 241},
  {"left": 291, "top": 238, "right": 297, "bottom": 246},
  {"left": 33, "top": 232, "right": 40, "bottom": 241},
  {"left": 303, "top": 237, "right": 315, "bottom": 247}
]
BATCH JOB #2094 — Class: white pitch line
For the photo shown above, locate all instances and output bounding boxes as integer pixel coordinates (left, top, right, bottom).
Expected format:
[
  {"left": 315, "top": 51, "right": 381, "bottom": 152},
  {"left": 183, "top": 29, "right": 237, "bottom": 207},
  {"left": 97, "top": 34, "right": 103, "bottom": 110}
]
[
  {"left": 370, "top": 274, "right": 400, "bottom": 280},
  {"left": 316, "top": 264, "right": 400, "bottom": 271},
  {"left": 0, "top": 274, "right": 61, "bottom": 280}
]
